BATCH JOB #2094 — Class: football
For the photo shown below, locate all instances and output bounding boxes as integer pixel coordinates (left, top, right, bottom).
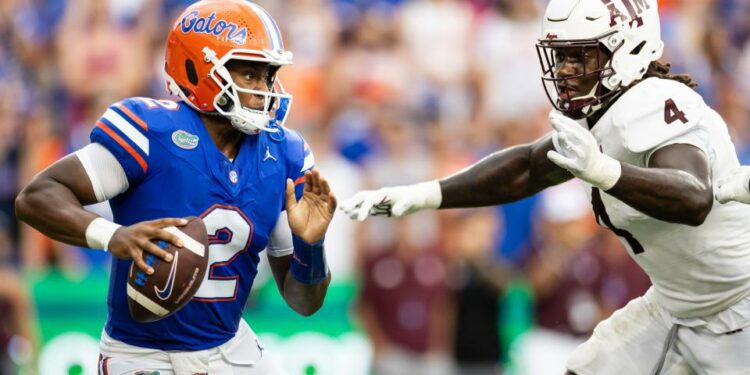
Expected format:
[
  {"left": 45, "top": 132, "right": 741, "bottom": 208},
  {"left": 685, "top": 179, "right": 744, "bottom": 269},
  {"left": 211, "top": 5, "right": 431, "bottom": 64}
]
[{"left": 127, "top": 216, "right": 209, "bottom": 323}]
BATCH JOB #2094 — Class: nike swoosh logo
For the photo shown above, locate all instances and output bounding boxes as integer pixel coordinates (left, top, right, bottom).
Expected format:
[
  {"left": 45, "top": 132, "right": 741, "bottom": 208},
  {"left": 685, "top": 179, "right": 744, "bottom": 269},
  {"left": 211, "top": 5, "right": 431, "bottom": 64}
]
[{"left": 155, "top": 252, "right": 179, "bottom": 300}]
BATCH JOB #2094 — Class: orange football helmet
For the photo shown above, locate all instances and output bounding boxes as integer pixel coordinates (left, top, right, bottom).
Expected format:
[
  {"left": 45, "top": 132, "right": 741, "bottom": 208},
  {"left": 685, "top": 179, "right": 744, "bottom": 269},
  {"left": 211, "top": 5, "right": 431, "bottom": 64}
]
[{"left": 165, "top": 0, "right": 293, "bottom": 134}]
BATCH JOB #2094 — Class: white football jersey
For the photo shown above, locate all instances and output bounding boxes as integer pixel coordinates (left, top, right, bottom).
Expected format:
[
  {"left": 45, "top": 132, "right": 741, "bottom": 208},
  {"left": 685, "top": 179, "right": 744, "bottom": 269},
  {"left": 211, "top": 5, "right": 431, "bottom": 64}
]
[{"left": 581, "top": 77, "right": 750, "bottom": 318}]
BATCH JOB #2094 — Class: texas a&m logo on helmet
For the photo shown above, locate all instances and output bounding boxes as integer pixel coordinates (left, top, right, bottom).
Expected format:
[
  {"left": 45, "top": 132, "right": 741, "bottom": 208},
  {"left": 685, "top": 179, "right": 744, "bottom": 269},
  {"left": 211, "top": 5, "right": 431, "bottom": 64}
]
[
  {"left": 536, "top": 0, "right": 663, "bottom": 118},
  {"left": 601, "top": 0, "right": 651, "bottom": 28}
]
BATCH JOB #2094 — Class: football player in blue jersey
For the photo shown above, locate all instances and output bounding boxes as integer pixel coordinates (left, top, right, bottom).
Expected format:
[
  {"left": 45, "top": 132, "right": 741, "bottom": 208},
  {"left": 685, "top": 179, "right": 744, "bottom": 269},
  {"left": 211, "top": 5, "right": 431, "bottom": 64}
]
[{"left": 15, "top": 1, "right": 336, "bottom": 373}]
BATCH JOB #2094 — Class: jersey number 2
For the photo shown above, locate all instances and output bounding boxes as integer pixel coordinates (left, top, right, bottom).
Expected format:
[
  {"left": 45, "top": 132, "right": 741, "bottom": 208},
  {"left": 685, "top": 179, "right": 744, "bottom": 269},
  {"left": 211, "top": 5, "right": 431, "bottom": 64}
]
[
  {"left": 664, "top": 99, "right": 688, "bottom": 125},
  {"left": 194, "top": 205, "right": 253, "bottom": 301}
]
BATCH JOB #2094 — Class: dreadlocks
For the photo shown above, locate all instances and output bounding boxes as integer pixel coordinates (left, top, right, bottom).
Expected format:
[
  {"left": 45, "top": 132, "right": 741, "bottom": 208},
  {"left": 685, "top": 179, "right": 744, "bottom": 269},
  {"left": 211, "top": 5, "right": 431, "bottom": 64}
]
[{"left": 643, "top": 61, "right": 699, "bottom": 89}]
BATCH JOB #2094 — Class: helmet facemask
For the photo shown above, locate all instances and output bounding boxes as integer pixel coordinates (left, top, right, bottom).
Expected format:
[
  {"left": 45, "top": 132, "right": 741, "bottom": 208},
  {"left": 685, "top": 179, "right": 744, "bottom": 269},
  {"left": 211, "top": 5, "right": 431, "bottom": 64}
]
[
  {"left": 537, "top": 34, "right": 622, "bottom": 119},
  {"left": 205, "top": 47, "right": 292, "bottom": 135}
]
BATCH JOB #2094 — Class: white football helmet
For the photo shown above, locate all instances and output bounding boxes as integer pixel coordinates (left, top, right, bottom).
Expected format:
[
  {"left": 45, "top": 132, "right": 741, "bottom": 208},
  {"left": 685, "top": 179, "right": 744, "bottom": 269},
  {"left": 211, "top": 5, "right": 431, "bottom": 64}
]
[{"left": 536, "top": 0, "right": 664, "bottom": 118}]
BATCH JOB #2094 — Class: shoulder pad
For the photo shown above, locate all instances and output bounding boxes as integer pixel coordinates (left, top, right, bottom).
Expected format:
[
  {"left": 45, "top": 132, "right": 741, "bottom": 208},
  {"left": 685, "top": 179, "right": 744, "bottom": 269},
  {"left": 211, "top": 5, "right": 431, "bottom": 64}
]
[
  {"left": 117, "top": 97, "right": 185, "bottom": 134},
  {"left": 611, "top": 78, "right": 706, "bottom": 154},
  {"left": 280, "top": 127, "right": 307, "bottom": 163}
]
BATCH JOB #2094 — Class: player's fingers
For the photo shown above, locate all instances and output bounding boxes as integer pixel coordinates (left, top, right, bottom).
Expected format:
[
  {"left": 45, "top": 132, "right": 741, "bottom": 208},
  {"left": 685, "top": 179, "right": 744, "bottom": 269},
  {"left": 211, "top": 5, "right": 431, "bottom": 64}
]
[
  {"left": 148, "top": 218, "right": 189, "bottom": 228},
  {"left": 714, "top": 185, "right": 731, "bottom": 204},
  {"left": 149, "top": 228, "right": 184, "bottom": 248},
  {"left": 310, "top": 170, "right": 322, "bottom": 195},
  {"left": 549, "top": 117, "right": 565, "bottom": 132},
  {"left": 548, "top": 109, "right": 562, "bottom": 122},
  {"left": 307, "top": 170, "right": 317, "bottom": 193},
  {"left": 567, "top": 144, "right": 585, "bottom": 159},
  {"left": 141, "top": 240, "right": 173, "bottom": 262},
  {"left": 549, "top": 111, "right": 570, "bottom": 125},
  {"left": 344, "top": 206, "right": 359, "bottom": 219},
  {"left": 328, "top": 192, "right": 338, "bottom": 214},
  {"left": 392, "top": 200, "right": 412, "bottom": 217},
  {"left": 285, "top": 179, "right": 297, "bottom": 210},
  {"left": 557, "top": 132, "right": 572, "bottom": 150},
  {"left": 549, "top": 111, "right": 572, "bottom": 124},
  {"left": 319, "top": 175, "right": 331, "bottom": 196},
  {"left": 338, "top": 199, "right": 357, "bottom": 215},
  {"left": 304, "top": 171, "right": 314, "bottom": 193},
  {"left": 551, "top": 131, "right": 564, "bottom": 153},
  {"left": 547, "top": 150, "right": 575, "bottom": 170},
  {"left": 338, "top": 200, "right": 358, "bottom": 215},
  {"left": 356, "top": 193, "right": 380, "bottom": 221},
  {"left": 550, "top": 113, "right": 582, "bottom": 135},
  {"left": 339, "top": 191, "right": 370, "bottom": 214},
  {"left": 552, "top": 120, "right": 576, "bottom": 137},
  {"left": 132, "top": 250, "right": 154, "bottom": 275}
]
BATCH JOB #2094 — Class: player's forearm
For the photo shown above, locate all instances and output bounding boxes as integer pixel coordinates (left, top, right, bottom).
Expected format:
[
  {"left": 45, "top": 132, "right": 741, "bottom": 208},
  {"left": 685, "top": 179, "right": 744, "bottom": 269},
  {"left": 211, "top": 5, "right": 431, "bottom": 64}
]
[
  {"left": 440, "top": 137, "right": 571, "bottom": 208},
  {"left": 607, "top": 163, "right": 713, "bottom": 226},
  {"left": 440, "top": 146, "right": 532, "bottom": 208},
  {"left": 282, "top": 272, "right": 331, "bottom": 316},
  {"left": 15, "top": 177, "right": 98, "bottom": 247}
]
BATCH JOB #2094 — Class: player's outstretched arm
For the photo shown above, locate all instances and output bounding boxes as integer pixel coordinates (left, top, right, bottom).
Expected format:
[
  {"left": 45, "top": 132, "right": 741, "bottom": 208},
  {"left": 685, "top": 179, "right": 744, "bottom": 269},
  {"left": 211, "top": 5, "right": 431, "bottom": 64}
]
[
  {"left": 268, "top": 169, "right": 335, "bottom": 316},
  {"left": 546, "top": 112, "right": 713, "bottom": 226},
  {"left": 339, "top": 134, "right": 573, "bottom": 221},
  {"left": 15, "top": 153, "right": 183, "bottom": 274}
]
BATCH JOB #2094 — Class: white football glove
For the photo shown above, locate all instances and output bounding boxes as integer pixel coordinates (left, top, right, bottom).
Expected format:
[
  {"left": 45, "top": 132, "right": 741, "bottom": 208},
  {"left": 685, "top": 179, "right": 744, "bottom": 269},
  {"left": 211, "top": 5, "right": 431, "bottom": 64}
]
[
  {"left": 547, "top": 111, "right": 622, "bottom": 190},
  {"left": 339, "top": 181, "right": 442, "bottom": 221},
  {"left": 715, "top": 166, "right": 750, "bottom": 204}
]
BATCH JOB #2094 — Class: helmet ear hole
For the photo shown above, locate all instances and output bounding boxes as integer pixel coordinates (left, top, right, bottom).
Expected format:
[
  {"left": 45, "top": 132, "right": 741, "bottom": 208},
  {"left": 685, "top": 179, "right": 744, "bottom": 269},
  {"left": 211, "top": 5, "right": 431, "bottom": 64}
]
[
  {"left": 630, "top": 41, "right": 647, "bottom": 55},
  {"left": 217, "top": 94, "right": 231, "bottom": 110},
  {"left": 185, "top": 59, "right": 199, "bottom": 85}
]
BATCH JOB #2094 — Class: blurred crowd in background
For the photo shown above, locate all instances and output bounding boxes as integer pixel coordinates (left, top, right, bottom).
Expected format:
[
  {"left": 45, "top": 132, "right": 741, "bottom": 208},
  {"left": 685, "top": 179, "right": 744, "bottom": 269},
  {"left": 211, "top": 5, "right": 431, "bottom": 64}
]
[{"left": 1, "top": 0, "right": 750, "bottom": 373}]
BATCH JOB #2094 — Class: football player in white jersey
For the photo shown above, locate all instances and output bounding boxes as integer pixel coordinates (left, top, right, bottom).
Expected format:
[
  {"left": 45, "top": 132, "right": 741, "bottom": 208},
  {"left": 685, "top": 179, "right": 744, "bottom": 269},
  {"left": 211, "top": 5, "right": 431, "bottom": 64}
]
[{"left": 340, "top": 0, "right": 750, "bottom": 374}]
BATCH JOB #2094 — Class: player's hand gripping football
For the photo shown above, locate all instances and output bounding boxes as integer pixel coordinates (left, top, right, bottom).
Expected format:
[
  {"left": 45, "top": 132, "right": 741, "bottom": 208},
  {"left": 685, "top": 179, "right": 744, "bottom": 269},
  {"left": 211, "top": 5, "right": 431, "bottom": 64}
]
[
  {"left": 108, "top": 218, "right": 186, "bottom": 274},
  {"left": 546, "top": 111, "right": 622, "bottom": 190},
  {"left": 339, "top": 181, "right": 441, "bottom": 221},
  {"left": 286, "top": 170, "right": 337, "bottom": 243},
  {"left": 715, "top": 166, "right": 750, "bottom": 204}
]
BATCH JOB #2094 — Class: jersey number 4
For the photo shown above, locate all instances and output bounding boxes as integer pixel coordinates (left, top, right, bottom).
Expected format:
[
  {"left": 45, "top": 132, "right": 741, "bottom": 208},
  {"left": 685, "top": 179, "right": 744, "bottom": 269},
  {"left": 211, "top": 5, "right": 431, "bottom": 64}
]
[
  {"left": 591, "top": 187, "right": 645, "bottom": 254},
  {"left": 664, "top": 99, "right": 688, "bottom": 125},
  {"left": 194, "top": 205, "right": 253, "bottom": 301}
]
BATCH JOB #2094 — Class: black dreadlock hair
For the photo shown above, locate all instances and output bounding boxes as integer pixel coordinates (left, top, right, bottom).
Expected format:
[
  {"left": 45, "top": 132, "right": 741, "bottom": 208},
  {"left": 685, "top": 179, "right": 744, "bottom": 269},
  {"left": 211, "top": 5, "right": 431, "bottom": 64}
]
[{"left": 642, "top": 60, "right": 699, "bottom": 89}]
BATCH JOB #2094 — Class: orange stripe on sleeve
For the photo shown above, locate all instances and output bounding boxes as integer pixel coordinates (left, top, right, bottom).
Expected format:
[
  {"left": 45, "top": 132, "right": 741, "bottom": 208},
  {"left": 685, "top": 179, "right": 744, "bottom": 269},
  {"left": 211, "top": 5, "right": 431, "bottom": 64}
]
[
  {"left": 116, "top": 103, "right": 148, "bottom": 131},
  {"left": 294, "top": 176, "right": 306, "bottom": 185},
  {"left": 97, "top": 121, "right": 148, "bottom": 173}
]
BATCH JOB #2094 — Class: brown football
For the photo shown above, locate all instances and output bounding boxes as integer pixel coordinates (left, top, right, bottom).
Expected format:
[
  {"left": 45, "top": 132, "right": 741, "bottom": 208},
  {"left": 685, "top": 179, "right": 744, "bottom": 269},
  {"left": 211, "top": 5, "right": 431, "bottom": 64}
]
[{"left": 127, "top": 216, "right": 209, "bottom": 323}]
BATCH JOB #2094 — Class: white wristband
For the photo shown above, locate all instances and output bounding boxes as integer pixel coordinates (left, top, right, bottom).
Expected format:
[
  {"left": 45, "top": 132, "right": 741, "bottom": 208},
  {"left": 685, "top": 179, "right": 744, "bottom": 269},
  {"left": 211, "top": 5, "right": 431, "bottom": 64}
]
[
  {"left": 85, "top": 217, "right": 122, "bottom": 251},
  {"left": 416, "top": 180, "right": 443, "bottom": 209},
  {"left": 586, "top": 154, "right": 622, "bottom": 191}
]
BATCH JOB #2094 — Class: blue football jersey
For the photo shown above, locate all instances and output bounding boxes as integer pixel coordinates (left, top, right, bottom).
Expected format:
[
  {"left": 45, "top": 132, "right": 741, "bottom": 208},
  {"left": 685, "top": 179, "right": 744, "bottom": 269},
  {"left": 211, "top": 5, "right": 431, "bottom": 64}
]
[{"left": 90, "top": 97, "right": 313, "bottom": 350}]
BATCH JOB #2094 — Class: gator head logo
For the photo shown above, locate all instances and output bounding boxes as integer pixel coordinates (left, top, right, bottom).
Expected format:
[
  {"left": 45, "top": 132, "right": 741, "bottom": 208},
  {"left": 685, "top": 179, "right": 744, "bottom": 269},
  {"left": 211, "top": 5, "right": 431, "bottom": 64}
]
[
  {"left": 180, "top": 11, "right": 248, "bottom": 45},
  {"left": 172, "top": 130, "right": 199, "bottom": 150}
]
